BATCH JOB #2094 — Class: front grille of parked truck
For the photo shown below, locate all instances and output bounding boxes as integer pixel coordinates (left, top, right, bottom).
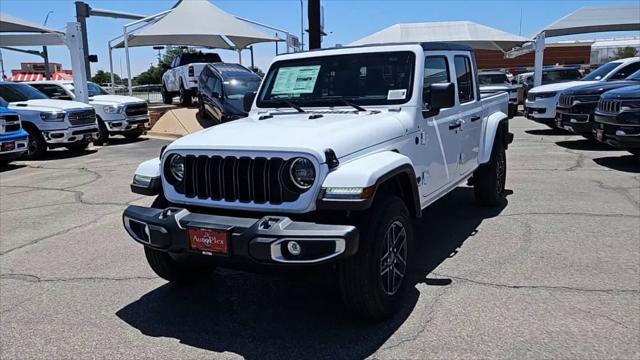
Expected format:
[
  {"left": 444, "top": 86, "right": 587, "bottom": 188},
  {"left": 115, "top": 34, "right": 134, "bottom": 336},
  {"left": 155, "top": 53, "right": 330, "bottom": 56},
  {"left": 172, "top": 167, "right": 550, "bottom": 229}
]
[
  {"left": 124, "top": 103, "right": 148, "bottom": 117},
  {"left": 558, "top": 95, "right": 574, "bottom": 107},
  {"left": 597, "top": 100, "right": 621, "bottom": 114},
  {"left": 68, "top": 109, "right": 97, "bottom": 126},
  {"left": 176, "top": 155, "right": 302, "bottom": 204},
  {"left": 0, "top": 115, "right": 21, "bottom": 134}
]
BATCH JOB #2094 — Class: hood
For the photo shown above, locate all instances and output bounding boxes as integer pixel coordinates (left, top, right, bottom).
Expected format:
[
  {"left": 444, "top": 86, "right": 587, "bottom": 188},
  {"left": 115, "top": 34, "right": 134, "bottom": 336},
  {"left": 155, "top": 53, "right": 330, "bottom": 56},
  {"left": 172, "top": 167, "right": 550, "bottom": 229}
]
[
  {"left": 0, "top": 107, "right": 17, "bottom": 115},
  {"left": 529, "top": 81, "right": 598, "bottom": 93},
  {"left": 167, "top": 110, "right": 407, "bottom": 161},
  {"left": 601, "top": 85, "right": 640, "bottom": 100},
  {"left": 8, "top": 99, "right": 92, "bottom": 112},
  {"left": 89, "top": 95, "right": 145, "bottom": 106},
  {"left": 562, "top": 80, "right": 638, "bottom": 95}
]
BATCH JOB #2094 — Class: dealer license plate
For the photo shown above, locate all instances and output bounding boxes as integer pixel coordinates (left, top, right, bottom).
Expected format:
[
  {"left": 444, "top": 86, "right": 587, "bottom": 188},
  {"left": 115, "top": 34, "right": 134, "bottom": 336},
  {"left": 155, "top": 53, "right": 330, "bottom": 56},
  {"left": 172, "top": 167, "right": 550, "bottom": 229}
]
[
  {"left": 555, "top": 116, "right": 562, "bottom": 128},
  {"left": 596, "top": 129, "right": 604, "bottom": 142},
  {"left": 188, "top": 226, "right": 230, "bottom": 255},
  {"left": 1, "top": 141, "right": 15, "bottom": 152}
]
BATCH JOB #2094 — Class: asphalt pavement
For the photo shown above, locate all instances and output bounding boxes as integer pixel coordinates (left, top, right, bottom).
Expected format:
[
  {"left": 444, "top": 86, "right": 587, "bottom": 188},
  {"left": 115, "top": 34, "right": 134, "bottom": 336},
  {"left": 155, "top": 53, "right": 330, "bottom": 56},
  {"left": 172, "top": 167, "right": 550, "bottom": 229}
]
[{"left": 1, "top": 116, "right": 639, "bottom": 359}]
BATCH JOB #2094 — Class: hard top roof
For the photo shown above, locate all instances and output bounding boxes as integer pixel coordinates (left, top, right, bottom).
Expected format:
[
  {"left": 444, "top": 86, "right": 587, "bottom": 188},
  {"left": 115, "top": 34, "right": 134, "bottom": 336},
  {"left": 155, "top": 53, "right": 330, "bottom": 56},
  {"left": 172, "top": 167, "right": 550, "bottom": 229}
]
[{"left": 206, "top": 62, "right": 258, "bottom": 79}]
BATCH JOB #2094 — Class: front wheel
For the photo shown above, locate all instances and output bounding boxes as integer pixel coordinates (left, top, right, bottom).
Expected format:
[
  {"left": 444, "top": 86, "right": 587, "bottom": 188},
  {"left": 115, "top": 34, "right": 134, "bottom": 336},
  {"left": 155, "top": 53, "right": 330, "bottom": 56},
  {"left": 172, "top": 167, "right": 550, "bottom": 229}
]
[
  {"left": 94, "top": 119, "right": 109, "bottom": 145},
  {"left": 124, "top": 130, "right": 143, "bottom": 140},
  {"left": 474, "top": 139, "right": 507, "bottom": 206},
  {"left": 338, "top": 194, "right": 414, "bottom": 321},
  {"left": 179, "top": 82, "right": 192, "bottom": 107},
  {"left": 25, "top": 127, "right": 47, "bottom": 159},
  {"left": 161, "top": 84, "right": 173, "bottom": 105}
]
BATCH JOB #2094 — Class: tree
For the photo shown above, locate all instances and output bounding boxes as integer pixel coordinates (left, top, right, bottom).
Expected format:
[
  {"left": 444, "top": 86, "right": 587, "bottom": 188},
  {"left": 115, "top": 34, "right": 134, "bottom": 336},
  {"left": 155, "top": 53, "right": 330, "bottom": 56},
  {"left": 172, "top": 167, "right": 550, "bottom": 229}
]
[
  {"left": 610, "top": 47, "right": 638, "bottom": 60},
  {"left": 248, "top": 66, "right": 265, "bottom": 77},
  {"left": 91, "top": 70, "right": 120, "bottom": 85}
]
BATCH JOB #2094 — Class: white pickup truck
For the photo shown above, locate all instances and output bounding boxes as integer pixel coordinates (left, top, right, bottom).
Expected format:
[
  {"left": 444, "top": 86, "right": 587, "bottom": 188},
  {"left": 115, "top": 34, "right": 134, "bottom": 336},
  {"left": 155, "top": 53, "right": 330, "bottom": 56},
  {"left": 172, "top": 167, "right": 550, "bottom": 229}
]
[
  {"left": 0, "top": 82, "right": 98, "bottom": 158},
  {"left": 28, "top": 80, "right": 149, "bottom": 144},
  {"left": 161, "top": 52, "right": 222, "bottom": 106},
  {"left": 123, "top": 43, "right": 513, "bottom": 320}
]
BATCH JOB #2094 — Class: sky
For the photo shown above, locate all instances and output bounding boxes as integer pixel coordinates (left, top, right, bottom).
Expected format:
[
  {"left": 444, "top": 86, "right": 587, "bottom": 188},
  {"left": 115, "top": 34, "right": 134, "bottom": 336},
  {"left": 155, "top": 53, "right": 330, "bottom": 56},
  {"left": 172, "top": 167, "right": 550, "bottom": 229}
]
[{"left": 1, "top": 0, "right": 639, "bottom": 80}]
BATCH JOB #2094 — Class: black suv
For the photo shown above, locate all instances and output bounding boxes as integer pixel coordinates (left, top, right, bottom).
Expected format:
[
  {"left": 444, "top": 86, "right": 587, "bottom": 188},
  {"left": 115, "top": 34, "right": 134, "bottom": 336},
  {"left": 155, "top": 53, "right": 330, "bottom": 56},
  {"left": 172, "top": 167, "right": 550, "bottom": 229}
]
[
  {"left": 593, "top": 84, "right": 640, "bottom": 155},
  {"left": 556, "top": 70, "right": 640, "bottom": 138},
  {"left": 197, "top": 63, "right": 261, "bottom": 124}
]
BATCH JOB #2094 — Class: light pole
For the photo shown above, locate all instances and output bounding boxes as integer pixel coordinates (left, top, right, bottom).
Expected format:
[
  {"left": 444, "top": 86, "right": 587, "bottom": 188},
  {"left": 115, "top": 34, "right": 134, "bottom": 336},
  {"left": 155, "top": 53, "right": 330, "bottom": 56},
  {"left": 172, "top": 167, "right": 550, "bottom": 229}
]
[
  {"left": 300, "top": 0, "right": 304, "bottom": 51},
  {"left": 43, "top": 11, "right": 54, "bottom": 80}
]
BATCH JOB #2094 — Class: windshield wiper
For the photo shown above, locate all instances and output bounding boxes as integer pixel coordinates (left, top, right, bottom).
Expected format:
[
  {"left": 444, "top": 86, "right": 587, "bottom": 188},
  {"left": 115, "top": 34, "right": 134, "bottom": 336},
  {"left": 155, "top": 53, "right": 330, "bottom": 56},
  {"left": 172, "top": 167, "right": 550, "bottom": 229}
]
[
  {"left": 275, "top": 99, "right": 306, "bottom": 113},
  {"left": 337, "top": 98, "right": 367, "bottom": 112}
]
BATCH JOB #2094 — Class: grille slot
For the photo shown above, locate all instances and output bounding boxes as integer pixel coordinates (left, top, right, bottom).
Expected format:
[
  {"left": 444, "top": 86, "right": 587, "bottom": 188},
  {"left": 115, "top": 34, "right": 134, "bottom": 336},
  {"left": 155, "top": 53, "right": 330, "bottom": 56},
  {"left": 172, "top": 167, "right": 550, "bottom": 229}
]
[
  {"left": 598, "top": 100, "right": 621, "bottom": 114},
  {"left": 180, "top": 155, "right": 302, "bottom": 204},
  {"left": 68, "top": 110, "right": 96, "bottom": 126},
  {"left": 559, "top": 95, "right": 573, "bottom": 107},
  {"left": 124, "top": 103, "right": 148, "bottom": 116}
]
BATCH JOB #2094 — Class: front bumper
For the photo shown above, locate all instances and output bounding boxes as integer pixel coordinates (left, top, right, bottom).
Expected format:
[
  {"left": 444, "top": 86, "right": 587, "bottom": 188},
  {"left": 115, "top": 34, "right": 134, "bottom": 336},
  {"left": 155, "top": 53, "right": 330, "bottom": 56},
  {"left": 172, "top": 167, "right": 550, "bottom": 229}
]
[
  {"left": 104, "top": 115, "right": 150, "bottom": 133},
  {"left": 123, "top": 205, "right": 359, "bottom": 266},
  {"left": 593, "top": 114, "right": 640, "bottom": 149},
  {"left": 555, "top": 108, "right": 593, "bottom": 135},
  {"left": 43, "top": 125, "right": 98, "bottom": 145},
  {"left": 524, "top": 97, "right": 557, "bottom": 121},
  {"left": 0, "top": 132, "right": 28, "bottom": 161}
]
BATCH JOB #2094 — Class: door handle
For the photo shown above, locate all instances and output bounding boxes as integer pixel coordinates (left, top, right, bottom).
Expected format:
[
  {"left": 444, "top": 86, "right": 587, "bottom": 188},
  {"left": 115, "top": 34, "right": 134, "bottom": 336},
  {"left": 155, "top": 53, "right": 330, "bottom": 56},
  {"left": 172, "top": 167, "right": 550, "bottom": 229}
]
[
  {"left": 449, "top": 121, "right": 461, "bottom": 130},
  {"left": 470, "top": 115, "right": 481, "bottom": 122}
]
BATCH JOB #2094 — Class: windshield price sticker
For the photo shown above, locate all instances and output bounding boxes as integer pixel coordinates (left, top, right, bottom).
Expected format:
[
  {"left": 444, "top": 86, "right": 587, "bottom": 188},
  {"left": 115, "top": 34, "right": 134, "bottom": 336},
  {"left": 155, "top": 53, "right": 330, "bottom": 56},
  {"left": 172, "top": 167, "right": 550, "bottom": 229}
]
[
  {"left": 387, "top": 89, "right": 407, "bottom": 100},
  {"left": 272, "top": 65, "right": 321, "bottom": 95}
]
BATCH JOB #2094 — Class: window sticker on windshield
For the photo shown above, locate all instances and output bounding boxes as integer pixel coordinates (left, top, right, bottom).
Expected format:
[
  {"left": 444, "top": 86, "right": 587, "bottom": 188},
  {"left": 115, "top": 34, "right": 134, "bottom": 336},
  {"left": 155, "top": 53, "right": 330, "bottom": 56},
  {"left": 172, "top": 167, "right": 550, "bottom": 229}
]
[
  {"left": 387, "top": 89, "right": 407, "bottom": 100},
  {"left": 272, "top": 65, "right": 321, "bottom": 95}
]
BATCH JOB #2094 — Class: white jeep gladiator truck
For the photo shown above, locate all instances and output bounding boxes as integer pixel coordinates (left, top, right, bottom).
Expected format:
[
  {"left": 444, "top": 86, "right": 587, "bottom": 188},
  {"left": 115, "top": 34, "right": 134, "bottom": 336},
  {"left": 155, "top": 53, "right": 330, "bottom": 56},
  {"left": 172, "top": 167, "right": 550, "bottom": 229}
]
[
  {"left": 27, "top": 80, "right": 149, "bottom": 144},
  {"left": 0, "top": 82, "right": 98, "bottom": 158},
  {"left": 123, "top": 43, "right": 513, "bottom": 320},
  {"left": 161, "top": 52, "right": 222, "bottom": 106}
]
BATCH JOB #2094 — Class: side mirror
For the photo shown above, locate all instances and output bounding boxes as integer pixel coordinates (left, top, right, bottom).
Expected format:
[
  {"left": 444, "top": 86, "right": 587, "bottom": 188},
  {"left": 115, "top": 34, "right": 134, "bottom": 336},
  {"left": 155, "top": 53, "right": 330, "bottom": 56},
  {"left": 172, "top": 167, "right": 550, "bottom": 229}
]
[
  {"left": 428, "top": 83, "right": 455, "bottom": 111},
  {"left": 243, "top": 91, "right": 256, "bottom": 113}
]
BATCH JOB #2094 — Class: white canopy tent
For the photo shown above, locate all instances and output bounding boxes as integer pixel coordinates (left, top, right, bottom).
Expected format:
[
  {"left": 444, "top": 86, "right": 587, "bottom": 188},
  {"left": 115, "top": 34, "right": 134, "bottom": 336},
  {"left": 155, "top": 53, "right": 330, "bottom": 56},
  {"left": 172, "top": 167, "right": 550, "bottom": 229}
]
[
  {"left": 523, "top": 4, "right": 640, "bottom": 86},
  {"left": 0, "top": 13, "right": 90, "bottom": 102},
  {"left": 108, "top": 0, "right": 283, "bottom": 94},
  {"left": 350, "top": 21, "right": 529, "bottom": 52}
]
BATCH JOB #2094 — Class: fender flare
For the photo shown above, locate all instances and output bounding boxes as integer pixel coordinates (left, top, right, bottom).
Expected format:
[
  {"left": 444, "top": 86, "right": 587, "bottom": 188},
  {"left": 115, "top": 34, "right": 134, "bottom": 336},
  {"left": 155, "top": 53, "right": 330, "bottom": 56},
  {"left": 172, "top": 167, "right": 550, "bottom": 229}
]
[
  {"left": 479, "top": 112, "right": 510, "bottom": 165},
  {"left": 131, "top": 158, "right": 162, "bottom": 196},
  {"left": 317, "top": 151, "right": 421, "bottom": 217}
]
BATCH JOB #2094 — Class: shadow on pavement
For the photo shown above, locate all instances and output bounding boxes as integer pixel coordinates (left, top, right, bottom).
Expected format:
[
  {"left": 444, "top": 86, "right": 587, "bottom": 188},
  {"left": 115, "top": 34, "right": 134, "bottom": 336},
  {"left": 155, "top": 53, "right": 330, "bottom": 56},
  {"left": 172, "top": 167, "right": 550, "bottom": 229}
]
[
  {"left": 0, "top": 163, "right": 26, "bottom": 173},
  {"left": 100, "top": 136, "right": 149, "bottom": 147},
  {"left": 555, "top": 139, "right": 615, "bottom": 151},
  {"left": 525, "top": 128, "right": 571, "bottom": 136},
  {"left": 37, "top": 148, "right": 98, "bottom": 160},
  {"left": 116, "top": 186, "right": 508, "bottom": 359},
  {"left": 593, "top": 155, "right": 640, "bottom": 173}
]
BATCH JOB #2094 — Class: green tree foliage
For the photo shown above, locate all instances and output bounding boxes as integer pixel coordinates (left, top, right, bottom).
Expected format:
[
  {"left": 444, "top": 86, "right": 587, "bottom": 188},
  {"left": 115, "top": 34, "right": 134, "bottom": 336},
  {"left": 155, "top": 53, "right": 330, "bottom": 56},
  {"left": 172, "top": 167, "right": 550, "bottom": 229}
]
[
  {"left": 91, "top": 70, "right": 120, "bottom": 84},
  {"left": 248, "top": 66, "right": 265, "bottom": 77},
  {"left": 610, "top": 47, "right": 638, "bottom": 60}
]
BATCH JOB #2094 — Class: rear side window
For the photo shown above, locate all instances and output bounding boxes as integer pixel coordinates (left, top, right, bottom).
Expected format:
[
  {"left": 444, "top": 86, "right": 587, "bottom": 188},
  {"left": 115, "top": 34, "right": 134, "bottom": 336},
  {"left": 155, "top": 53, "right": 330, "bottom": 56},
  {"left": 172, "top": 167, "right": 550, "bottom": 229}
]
[
  {"left": 454, "top": 55, "right": 475, "bottom": 103},
  {"left": 423, "top": 56, "right": 450, "bottom": 107},
  {"left": 31, "top": 84, "right": 66, "bottom": 98},
  {"left": 610, "top": 62, "right": 640, "bottom": 80}
]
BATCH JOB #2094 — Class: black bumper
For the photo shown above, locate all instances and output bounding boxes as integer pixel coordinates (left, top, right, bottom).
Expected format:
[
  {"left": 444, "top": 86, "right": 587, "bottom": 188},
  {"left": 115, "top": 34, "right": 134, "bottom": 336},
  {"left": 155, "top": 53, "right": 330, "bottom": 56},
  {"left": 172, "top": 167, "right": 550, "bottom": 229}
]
[
  {"left": 555, "top": 109, "right": 593, "bottom": 135},
  {"left": 593, "top": 115, "right": 640, "bottom": 150},
  {"left": 122, "top": 205, "right": 359, "bottom": 266}
]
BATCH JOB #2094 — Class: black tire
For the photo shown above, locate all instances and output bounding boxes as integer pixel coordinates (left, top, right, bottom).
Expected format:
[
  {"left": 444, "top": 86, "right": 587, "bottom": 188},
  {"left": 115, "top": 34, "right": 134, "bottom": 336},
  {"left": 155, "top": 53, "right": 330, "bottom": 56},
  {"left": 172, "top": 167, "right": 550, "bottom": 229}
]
[
  {"left": 65, "top": 142, "right": 89, "bottom": 152},
  {"left": 179, "top": 81, "right": 192, "bottom": 107},
  {"left": 144, "top": 196, "right": 214, "bottom": 284},
  {"left": 94, "top": 118, "right": 109, "bottom": 145},
  {"left": 124, "top": 131, "right": 143, "bottom": 140},
  {"left": 24, "top": 126, "right": 47, "bottom": 159},
  {"left": 474, "top": 137, "right": 507, "bottom": 207},
  {"left": 508, "top": 104, "right": 516, "bottom": 118},
  {"left": 338, "top": 194, "right": 414, "bottom": 321},
  {"left": 161, "top": 84, "right": 173, "bottom": 105},
  {"left": 197, "top": 96, "right": 208, "bottom": 119}
]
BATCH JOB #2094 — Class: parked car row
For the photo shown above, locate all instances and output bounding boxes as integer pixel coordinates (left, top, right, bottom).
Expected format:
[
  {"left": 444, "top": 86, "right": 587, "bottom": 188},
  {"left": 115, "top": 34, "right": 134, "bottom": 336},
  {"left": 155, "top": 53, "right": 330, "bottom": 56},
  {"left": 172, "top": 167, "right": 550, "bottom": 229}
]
[
  {"left": 524, "top": 56, "right": 640, "bottom": 156},
  {"left": 0, "top": 81, "right": 150, "bottom": 165}
]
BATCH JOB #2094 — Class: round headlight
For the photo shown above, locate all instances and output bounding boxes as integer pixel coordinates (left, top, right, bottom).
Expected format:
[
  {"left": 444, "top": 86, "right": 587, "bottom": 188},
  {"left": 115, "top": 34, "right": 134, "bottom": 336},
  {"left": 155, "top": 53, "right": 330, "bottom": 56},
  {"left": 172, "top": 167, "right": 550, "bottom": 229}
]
[
  {"left": 289, "top": 157, "right": 315, "bottom": 190},
  {"left": 168, "top": 154, "right": 185, "bottom": 182}
]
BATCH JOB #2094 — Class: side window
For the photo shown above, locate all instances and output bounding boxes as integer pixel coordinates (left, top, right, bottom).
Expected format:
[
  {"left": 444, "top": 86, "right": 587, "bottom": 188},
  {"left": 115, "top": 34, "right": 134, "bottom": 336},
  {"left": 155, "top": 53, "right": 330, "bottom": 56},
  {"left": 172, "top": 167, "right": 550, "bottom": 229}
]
[
  {"left": 610, "top": 62, "right": 640, "bottom": 80},
  {"left": 423, "top": 56, "right": 450, "bottom": 107},
  {"left": 454, "top": 55, "right": 475, "bottom": 103},
  {"left": 32, "top": 84, "right": 66, "bottom": 99},
  {"left": 213, "top": 76, "right": 222, "bottom": 95}
]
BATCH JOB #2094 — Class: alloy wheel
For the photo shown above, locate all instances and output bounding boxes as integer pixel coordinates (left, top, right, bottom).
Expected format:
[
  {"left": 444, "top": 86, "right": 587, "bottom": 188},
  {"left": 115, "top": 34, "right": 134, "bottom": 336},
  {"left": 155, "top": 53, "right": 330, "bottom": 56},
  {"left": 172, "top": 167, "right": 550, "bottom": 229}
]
[{"left": 380, "top": 220, "right": 408, "bottom": 296}]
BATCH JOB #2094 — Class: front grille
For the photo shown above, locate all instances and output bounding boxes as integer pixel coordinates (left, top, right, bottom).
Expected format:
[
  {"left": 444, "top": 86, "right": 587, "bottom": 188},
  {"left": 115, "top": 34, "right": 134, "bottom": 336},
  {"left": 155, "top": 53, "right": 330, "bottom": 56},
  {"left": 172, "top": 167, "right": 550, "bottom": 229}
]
[
  {"left": 68, "top": 109, "right": 96, "bottom": 126},
  {"left": 597, "top": 100, "right": 621, "bottom": 114},
  {"left": 179, "top": 155, "right": 302, "bottom": 204},
  {"left": 1, "top": 115, "right": 21, "bottom": 134},
  {"left": 125, "top": 103, "right": 148, "bottom": 116},
  {"left": 5, "top": 123, "right": 20, "bottom": 132},
  {"left": 558, "top": 95, "right": 574, "bottom": 107}
]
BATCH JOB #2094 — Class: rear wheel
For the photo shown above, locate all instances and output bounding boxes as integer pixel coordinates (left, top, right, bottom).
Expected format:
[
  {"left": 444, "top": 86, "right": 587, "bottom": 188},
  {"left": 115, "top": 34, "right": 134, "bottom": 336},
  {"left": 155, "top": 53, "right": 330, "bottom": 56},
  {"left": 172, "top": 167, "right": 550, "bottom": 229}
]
[
  {"left": 161, "top": 84, "right": 173, "bottom": 105},
  {"left": 474, "top": 137, "right": 507, "bottom": 206},
  {"left": 25, "top": 126, "right": 47, "bottom": 159},
  {"left": 179, "top": 81, "right": 192, "bottom": 107},
  {"left": 338, "top": 194, "right": 414, "bottom": 321}
]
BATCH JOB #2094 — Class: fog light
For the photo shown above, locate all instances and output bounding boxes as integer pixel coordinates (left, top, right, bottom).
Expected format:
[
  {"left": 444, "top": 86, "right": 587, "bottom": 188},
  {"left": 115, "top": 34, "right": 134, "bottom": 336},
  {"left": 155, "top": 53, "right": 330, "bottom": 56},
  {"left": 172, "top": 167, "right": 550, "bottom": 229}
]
[
  {"left": 616, "top": 130, "right": 627, "bottom": 136},
  {"left": 287, "top": 241, "right": 302, "bottom": 256}
]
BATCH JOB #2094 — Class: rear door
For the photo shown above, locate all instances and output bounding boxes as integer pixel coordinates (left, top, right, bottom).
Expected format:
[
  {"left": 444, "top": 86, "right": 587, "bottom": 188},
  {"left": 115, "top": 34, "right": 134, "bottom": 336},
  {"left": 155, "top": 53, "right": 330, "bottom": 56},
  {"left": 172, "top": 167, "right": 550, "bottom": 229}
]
[{"left": 454, "top": 54, "right": 483, "bottom": 176}]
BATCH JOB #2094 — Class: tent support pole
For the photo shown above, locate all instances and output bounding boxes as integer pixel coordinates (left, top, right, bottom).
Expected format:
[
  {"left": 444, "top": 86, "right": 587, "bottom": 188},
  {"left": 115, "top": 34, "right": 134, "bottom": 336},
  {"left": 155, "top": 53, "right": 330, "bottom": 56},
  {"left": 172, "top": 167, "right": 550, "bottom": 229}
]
[
  {"left": 65, "top": 22, "right": 89, "bottom": 103},
  {"left": 533, "top": 31, "right": 545, "bottom": 88},
  {"left": 124, "top": 26, "right": 132, "bottom": 95},
  {"left": 238, "top": 49, "right": 242, "bottom": 65},
  {"left": 108, "top": 43, "right": 114, "bottom": 90}
]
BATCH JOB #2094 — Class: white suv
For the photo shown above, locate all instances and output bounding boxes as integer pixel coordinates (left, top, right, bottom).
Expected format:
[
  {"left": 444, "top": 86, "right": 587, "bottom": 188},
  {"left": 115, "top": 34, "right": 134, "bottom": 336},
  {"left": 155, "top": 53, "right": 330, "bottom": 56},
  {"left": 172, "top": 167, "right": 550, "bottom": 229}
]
[
  {"left": 524, "top": 57, "right": 640, "bottom": 126},
  {"left": 28, "top": 81, "right": 149, "bottom": 144}
]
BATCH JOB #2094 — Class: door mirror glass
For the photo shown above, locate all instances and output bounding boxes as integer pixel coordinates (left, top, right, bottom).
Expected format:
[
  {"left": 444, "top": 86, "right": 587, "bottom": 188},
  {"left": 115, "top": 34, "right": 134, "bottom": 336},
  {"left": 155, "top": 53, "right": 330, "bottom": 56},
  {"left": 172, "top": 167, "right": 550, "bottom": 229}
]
[
  {"left": 243, "top": 91, "right": 256, "bottom": 113},
  {"left": 428, "top": 83, "right": 455, "bottom": 111}
]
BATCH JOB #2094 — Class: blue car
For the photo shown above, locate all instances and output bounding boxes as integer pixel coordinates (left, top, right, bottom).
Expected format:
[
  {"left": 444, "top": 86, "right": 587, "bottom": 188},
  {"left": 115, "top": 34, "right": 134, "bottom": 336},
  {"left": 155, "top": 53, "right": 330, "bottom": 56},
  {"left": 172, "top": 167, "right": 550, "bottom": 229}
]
[{"left": 0, "top": 107, "right": 29, "bottom": 166}]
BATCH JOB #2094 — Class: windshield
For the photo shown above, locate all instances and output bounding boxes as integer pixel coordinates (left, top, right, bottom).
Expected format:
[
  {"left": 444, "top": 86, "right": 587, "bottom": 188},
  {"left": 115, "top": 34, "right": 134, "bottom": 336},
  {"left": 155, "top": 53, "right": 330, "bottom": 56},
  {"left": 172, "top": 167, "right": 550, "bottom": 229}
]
[
  {"left": 544, "top": 69, "right": 581, "bottom": 82},
  {"left": 224, "top": 77, "right": 261, "bottom": 99},
  {"left": 479, "top": 73, "right": 509, "bottom": 85},
  {"left": 0, "top": 83, "right": 49, "bottom": 102},
  {"left": 257, "top": 51, "right": 415, "bottom": 108},
  {"left": 627, "top": 69, "right": 640, "bottom": 81},
  {"left": 582, "top": 62, "right": 621, "bottom": 81},
  {"left": 65, "top": 82, "right": 109, "bottom": 97}
]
